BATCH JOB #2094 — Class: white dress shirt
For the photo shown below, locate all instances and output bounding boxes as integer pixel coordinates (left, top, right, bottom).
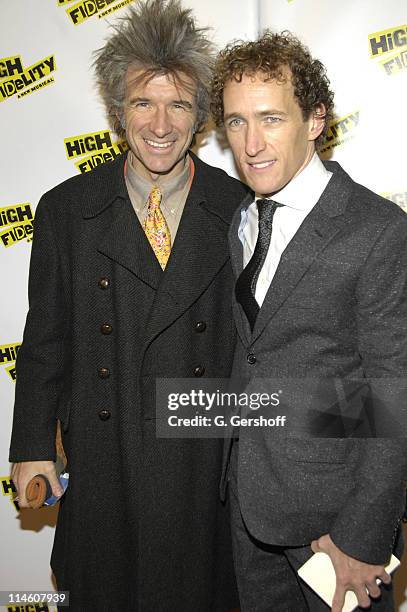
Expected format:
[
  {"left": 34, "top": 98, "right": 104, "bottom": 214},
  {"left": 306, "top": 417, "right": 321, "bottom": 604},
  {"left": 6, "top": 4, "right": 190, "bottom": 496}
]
[{"left": 238, "top": 152, "right": 333, "bottom": 306}]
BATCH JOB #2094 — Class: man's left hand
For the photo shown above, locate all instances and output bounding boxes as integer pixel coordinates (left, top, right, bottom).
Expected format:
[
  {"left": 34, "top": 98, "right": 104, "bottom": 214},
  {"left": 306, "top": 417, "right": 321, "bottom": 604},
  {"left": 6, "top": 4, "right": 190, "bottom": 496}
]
[{"left": 310, "top": 533, "right": 391, "bottom": 612}]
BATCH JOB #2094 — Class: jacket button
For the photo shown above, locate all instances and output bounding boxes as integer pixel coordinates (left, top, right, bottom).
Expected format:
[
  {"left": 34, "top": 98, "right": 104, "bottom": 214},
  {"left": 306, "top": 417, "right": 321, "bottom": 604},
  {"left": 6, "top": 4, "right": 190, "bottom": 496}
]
[
  {"left": 195, "top": 321, "right": 206, "bottom": 333},
  {"left": 98, "top": 277, "right": 110, "bottom": 289},
  {"left": 98, "top": 409, "right": 111, "bottom": 421},
  {"left": 193, "top": 365, "right": 205, "bottom": 377},
  {"left": 98, "top": 367, "right": 110, "bottom": 379},
  {"left": 100, "top": 323, "right": 113, "bottom": 335},
  {"left": 247, "top": 353, "right": 256, "bottom": 364}
]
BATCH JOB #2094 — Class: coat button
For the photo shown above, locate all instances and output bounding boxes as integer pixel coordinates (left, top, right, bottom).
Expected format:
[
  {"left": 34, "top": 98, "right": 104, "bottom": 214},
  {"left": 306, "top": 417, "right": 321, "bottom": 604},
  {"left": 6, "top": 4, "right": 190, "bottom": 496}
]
[
  {"left": 193, "top": 365, "right": 205, "bottom": 377},
  {"left": 98, "top": 409, "right": 111, "bottom": 421},
  {"left": 98, "top": 367, "right": 110, "bottom": 379},
  {"left": 247, "top": 353, "right": 256, "bottom": 364},
  {"left": 195, "top": 321, "right": 206, "bottom": 333},
  {"left": 100, "top": 323, "right": 113, "bottom": 335},
  {"left": 98, "top": 277, "right": 110, "bottom": 289}
]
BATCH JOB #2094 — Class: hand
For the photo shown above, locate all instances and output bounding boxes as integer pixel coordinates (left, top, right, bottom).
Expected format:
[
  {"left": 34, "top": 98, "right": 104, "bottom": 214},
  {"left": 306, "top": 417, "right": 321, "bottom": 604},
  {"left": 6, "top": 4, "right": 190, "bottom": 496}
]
[
  {"left": 310, "top": 534, "right": 391, "bottom": 611},
  {"left": 11, "top": 461, "right": 63, "bottom": 508}
]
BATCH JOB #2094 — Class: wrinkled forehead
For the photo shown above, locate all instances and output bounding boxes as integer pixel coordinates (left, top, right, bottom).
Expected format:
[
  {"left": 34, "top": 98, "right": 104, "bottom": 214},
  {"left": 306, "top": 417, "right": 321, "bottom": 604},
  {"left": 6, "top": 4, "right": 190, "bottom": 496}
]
[{"left": 125, "top": 64, "right": 198, "bottom": 99}]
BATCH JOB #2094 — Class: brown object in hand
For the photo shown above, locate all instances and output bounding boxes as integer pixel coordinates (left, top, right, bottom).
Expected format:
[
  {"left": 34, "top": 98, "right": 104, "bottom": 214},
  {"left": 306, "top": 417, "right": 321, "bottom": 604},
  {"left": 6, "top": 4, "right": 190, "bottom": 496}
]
[
  {"left": 26, "top": 474, "right": 52, "bottom": 509},
  {"left": 25, "top": 420, "right": 67, "bottom": 509}
]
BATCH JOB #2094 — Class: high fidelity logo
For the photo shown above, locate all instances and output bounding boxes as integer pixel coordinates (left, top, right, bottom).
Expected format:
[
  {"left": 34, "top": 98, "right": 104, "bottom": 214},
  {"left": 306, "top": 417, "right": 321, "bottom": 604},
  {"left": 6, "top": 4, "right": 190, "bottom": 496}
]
[
  {"left": 368, "top": 24, "right": 407, "bottom": 76},
  {"left": 1, "top": 475, "right": 18, "bottom": 511},
  {"left": 64, "top": 129, "right": 128, "bottom": 173},
  {"left": 0, "top": 343, "right": 20, "bottom": 382},
  {"left": 381, "top": 192, "right": 407, "bottom": 214},
  {"left": 0, "top": 54, "right": 56, "bottom": 103},
  {"left": 318, "top": 111, "right": 360, "bottom": 154},
  {"left": 61, "top": 0, "right": 135, "bottom": 25},
  {"left": 0, "top": 204, "right": 34, "bottom": 248}
]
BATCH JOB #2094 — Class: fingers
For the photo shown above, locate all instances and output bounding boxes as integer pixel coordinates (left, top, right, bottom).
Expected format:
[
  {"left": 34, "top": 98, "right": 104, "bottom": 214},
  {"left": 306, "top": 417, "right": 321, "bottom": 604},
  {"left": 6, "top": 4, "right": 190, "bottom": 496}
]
[
  {"left": 365, "top": 579, "right": 382, "bottom": 599},
  {"left": 331, "top": 585, "right": 346, "bottom": 612},
  {"left": 11, "top": 461, "right": 62, "bottom": 508},
  {"left": 353, "top": 586, "right": 372, "bottom": 608},
  {"left": 378, "top": 569, "right": 392, "bottom": 585},
  {"left": 310, "top": 538, "right": 321, "bottom": 554},
  {"left": 11, "top": 463, "right": 28, "bottom": 507},
  {"left": 47, "top": 471, "right": 64, "bottom": 498}
]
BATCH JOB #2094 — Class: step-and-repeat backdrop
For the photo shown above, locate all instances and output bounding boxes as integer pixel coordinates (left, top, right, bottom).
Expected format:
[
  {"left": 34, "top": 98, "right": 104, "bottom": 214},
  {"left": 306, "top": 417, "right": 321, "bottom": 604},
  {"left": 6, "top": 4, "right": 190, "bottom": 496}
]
[{"left": 1, "top": 0, "right": 406, "bottom": 609}]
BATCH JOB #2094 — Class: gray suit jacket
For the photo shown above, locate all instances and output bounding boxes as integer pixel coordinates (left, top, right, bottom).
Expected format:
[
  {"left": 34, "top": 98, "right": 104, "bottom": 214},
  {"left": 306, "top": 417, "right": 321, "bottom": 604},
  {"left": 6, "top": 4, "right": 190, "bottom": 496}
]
[{"left": 224, "top": 160, "right": 407, "bottom": 565}]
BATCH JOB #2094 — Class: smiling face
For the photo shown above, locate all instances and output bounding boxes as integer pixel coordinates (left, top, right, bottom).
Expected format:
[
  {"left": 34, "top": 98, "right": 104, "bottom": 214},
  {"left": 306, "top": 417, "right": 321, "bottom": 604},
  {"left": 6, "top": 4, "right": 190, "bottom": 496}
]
[
  {"left": 223, "top": 71, "right": 324, "bottom": 196},
  {"left": 123, "top": 67, "right": 197, "bottom": 182}
]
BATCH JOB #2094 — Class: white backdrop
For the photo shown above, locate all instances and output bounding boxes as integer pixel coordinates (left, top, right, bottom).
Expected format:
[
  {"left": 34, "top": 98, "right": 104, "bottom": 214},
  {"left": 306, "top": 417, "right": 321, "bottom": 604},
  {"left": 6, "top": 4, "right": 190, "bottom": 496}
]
[{"left": 1, "top": 0, "right": 406, "bottom": 610}]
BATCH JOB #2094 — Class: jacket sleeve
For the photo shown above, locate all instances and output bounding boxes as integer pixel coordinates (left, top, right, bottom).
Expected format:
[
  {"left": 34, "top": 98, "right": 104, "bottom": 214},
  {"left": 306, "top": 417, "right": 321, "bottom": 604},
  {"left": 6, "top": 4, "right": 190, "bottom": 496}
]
[
  {"left": 9, "top": 196, "right": 68, "bottom": 463},
  {"left": 330, "top": 215, "right": 407, "bottom": 565}
]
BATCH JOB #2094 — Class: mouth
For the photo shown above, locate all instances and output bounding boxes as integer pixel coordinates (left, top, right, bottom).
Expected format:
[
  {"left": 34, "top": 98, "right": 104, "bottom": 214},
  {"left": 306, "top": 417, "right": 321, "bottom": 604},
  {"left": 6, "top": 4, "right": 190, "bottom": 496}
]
[
  {"left": 247, "top": 160, "right": 276, "bottom": 170},
  {"left": 144, "top": 138, "right": 175, "bottom": 150}
]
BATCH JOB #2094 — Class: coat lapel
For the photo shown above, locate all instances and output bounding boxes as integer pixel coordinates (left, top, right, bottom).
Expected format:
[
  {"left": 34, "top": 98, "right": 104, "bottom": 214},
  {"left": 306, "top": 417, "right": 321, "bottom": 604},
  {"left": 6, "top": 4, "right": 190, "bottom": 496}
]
[
  {"left": 144, "top": 174, "right": 232, "bottom": 344},
  {"left": 251, "top": 162, "right": 353, "bottom": 343},
  {"left": 81, "top": 152, "right": 162, "bottom": 289},
  {"left": 97, "top": 196, "right": 163, "bottom": 290},
  {"left": 83, "top": 151, "right": 251, "bottom": 345}
]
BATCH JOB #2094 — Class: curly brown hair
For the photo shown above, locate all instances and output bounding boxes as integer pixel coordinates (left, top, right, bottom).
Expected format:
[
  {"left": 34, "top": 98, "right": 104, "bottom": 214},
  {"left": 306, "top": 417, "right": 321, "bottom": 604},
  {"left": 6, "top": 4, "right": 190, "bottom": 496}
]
[{"left": 211, "top": 31, "right": 334, "bottom": 141}]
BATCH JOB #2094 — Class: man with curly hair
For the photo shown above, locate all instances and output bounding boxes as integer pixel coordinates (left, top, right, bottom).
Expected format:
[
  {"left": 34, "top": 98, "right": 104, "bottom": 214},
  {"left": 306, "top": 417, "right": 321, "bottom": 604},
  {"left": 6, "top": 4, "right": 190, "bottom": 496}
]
[
  {"left": 9, "top": 0, "right": 249, "bottom": 609},
  {"left": 212, "top": 31, "right": 407, "bottom": 612}
]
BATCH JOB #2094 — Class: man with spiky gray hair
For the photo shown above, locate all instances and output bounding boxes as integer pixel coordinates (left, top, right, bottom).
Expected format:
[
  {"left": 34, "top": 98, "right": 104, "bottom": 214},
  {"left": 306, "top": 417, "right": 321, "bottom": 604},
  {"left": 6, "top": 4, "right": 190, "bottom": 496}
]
[{"left": 9, "top": 0, "right": 249, "bottom": 609}]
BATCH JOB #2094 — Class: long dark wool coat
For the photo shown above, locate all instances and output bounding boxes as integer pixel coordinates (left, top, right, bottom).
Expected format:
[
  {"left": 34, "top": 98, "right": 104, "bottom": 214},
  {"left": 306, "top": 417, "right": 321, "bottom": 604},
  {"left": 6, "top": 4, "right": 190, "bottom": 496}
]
[{"left": 9, "top": 151, "right": 250, "bottom": 611}]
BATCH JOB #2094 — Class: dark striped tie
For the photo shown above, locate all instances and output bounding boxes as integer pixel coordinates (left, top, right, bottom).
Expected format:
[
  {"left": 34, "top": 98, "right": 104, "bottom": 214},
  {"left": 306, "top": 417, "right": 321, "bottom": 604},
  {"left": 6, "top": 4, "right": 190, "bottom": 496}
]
[{"left": 235, "top": 199, "right": 283, "bottom": 330}]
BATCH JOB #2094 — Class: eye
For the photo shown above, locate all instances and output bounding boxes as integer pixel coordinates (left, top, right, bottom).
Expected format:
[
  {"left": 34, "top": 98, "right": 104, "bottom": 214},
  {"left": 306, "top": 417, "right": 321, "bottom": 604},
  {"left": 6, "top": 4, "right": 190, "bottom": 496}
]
[
  {"left": 264, "top": 116, "right": 282, "bottom": 124},
  {"left": 226, "top": 118, "right": 244, "bottom": 129},
  {"left": 127, "top": 100, "right": 150, "bottom": 110}
]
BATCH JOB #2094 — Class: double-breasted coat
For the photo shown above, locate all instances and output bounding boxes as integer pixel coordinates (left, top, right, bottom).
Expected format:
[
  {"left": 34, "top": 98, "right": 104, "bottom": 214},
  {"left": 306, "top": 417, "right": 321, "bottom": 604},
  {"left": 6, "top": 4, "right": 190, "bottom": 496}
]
[{"left": 9, "top": 151, "right": 250, "bottom": 611}]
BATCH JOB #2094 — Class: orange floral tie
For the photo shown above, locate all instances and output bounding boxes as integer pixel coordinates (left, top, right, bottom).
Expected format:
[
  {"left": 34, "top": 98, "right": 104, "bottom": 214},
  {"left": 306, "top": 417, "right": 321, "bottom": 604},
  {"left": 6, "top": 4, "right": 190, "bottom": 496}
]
[{"left": 144, "top": 187, "right": 171, "bottom": 269}]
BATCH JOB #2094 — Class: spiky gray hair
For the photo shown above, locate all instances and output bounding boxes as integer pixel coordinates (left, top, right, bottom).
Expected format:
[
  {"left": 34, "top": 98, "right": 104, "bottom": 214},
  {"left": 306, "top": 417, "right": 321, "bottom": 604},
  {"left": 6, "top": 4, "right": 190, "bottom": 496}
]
[{"left": 93, "top": 0, "right": 215, "bottom": 139}]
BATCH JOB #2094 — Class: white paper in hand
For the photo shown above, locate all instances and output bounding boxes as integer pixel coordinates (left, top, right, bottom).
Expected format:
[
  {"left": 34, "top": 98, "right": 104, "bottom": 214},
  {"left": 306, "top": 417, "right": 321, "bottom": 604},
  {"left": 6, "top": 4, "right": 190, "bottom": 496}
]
[{"left": 298, "top": 552, "right": 399, "bottom": 612}]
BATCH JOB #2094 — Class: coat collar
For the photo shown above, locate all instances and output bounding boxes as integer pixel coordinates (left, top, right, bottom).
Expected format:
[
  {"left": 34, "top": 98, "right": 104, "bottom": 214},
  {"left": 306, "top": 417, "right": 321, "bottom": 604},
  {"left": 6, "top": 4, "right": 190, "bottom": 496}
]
[
  {"left": 81, "top": 153, "right": 129, "bottom": 219},
  {"left": 230, "top": 161, "right": 355, "bottom": 345},
  {"left": 80, "top": 150, "right": 249, "bottom": 225},
  {"left": 85, "top": 150, "right": 250, "bottom": 343}
]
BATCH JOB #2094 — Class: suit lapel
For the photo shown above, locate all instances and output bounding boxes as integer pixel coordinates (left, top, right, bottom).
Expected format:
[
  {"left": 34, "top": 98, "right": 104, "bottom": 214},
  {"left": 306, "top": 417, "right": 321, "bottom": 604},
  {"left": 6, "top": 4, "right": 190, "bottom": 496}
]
[
  {"left": 251, "top": 211, "right": 344, "bottom": 342},
  {"left": 251, "top": 163, "right": 353, "bottom": 343}
]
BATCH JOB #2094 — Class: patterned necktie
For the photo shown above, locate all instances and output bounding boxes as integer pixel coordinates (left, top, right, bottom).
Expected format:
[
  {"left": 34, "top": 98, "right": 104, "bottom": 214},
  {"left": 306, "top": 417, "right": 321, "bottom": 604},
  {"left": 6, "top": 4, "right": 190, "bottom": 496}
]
[
  {"left": 144, "top": 186, "right": 171, "bottom": 270},
  {"left": 235, "top": 199, "right": 283, "bottom": 330}
]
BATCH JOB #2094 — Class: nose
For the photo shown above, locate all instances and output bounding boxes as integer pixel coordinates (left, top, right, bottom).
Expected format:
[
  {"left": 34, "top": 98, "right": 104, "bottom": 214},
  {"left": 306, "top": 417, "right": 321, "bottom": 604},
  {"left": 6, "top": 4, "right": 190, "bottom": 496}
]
[
  {"left": 245, "top": 122, "right": 265, "bottom": 157},
  {"left": 150, "top": 106, "right": 172, "bottom": 138}
]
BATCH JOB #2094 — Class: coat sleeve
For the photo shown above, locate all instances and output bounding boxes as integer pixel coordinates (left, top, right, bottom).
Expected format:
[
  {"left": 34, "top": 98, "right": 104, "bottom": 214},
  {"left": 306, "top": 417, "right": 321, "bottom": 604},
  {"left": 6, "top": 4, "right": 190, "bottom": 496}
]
[
  {"left": 9, "top": 196, "right": 68, "bottom": 463},
  {"left": 329, "top": 215, "right": 407, "bottom": 565}
]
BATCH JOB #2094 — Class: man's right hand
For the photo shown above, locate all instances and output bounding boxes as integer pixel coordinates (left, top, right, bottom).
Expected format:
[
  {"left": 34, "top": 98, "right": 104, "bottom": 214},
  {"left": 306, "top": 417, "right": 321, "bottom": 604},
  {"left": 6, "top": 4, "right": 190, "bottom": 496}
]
[{"left": 11, "top": 461, "right": 63, "bottom": 508}]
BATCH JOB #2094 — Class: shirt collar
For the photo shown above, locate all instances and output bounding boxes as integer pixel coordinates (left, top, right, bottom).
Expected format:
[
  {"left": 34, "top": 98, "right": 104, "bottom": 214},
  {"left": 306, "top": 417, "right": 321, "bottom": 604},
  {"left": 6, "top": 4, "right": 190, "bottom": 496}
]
[
  {"left": 255, "top": 152, "right": 332, "bottom": 211},
  {"left": 125, "top": 151, "right": 192, "bottom": 212}
]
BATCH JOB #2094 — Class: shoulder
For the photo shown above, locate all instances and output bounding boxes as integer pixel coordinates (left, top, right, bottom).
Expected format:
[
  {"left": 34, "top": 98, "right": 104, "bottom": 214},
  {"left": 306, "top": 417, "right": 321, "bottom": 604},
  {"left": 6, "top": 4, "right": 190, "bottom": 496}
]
[
  {"left": 325, "top": 160, "right": 407, "bottom": 228},
  {"left": 37, "top": 154, "right": 125, "bottom": 215},
  {"left": 190, "top": 152, "right": 252, "bottom": 222},
  {"left": 191, "top": 151, "right": 250, "bottom": 197}
]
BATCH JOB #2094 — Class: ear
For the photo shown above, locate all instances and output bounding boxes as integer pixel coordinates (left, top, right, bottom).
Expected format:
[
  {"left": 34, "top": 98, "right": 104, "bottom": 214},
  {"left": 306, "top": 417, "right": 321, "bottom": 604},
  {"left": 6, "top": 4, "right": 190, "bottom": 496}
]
[{"left": 308, "top": 103, "right": 326, "bottom": 141}]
